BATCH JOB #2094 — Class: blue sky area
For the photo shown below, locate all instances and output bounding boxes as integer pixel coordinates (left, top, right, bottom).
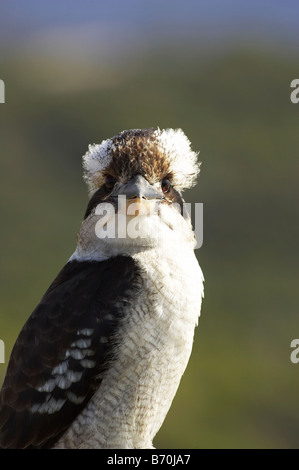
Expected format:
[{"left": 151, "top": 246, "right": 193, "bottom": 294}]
[{"left": 0, "top": 0, "right": 298, "bottom": 56}]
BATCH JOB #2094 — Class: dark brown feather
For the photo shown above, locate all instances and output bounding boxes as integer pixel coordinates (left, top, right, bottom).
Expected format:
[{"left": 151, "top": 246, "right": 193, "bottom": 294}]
[{"left": 0, "top": 256, "right": 142, "bottom": 448}]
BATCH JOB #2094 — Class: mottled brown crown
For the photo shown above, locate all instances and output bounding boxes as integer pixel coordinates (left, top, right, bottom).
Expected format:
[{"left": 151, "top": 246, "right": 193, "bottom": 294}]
[
  {"left": 83, "top": 128, "right": 200, "bottom": 195},
  {"left": 107, "top": 128, "right": 172, "bottom": 184}
]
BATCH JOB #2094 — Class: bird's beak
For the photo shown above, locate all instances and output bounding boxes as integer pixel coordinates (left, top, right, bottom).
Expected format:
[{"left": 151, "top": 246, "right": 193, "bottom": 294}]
[
  {"left": 111, "top": 175, "right": 163, "bottom": 200},
  {"left": 110, "top": 175, "right": 163, "bottom": 216}
]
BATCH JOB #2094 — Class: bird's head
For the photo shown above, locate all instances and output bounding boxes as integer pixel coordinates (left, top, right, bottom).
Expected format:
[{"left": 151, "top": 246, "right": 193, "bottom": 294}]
[{"left": 75, "top": 128, "right": 201, "bottom": 260}]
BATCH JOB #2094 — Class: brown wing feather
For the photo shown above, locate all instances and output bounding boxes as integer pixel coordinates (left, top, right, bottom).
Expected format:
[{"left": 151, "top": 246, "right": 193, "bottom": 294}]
[{"left": 0, "top": 255, "right": 140, "bottom": 448}]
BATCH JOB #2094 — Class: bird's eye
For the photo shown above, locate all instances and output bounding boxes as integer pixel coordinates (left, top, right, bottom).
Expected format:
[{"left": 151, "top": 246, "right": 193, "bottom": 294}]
[
  {"left": 161, "top": 179, "right": 171, "bottom": 194},
  {"left": 105, "top": 175, "right": 117, "bottom": 191}
]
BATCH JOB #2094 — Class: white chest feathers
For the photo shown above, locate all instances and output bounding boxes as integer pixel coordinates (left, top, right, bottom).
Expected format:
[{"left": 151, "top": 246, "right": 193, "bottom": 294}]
[{"left": 56, "top": 246, "right": 203, "bottom": 449}]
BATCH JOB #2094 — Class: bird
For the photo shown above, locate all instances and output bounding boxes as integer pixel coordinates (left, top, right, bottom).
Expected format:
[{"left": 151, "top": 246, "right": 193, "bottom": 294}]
[{"left": 0, "top": 127, "right": 204, "bottom": 449}]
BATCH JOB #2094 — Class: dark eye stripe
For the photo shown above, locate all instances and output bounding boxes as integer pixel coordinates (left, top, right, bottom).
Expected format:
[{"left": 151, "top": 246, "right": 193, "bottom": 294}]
[
  {"left": 105, "top": 175, "right": 117, "bottom": 191},
  {"left": 161, "top": 179, "right": 171, "bottom": 193}
]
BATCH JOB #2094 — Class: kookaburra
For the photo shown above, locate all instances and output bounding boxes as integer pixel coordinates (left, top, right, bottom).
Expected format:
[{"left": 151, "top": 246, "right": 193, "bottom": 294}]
[{"left": 0, "top": 127, "right": 204, "bottom": 449}]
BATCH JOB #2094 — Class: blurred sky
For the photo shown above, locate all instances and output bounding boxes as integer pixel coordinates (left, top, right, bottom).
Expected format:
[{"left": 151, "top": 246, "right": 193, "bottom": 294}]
[{"left": 1, "top": 0, "right": 299, "bottom": 58}]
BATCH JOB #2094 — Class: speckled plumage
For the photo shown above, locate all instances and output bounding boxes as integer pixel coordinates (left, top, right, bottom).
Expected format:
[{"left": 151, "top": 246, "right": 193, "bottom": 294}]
[
  {"left": 56, "top": 241, "right": 203, "bottom": 449},
  {"left": 0, "top": 128, "right": 204, "bottom": 449},
  {"left": 83, "top": 127, "right": 200, "bottom": 195}
]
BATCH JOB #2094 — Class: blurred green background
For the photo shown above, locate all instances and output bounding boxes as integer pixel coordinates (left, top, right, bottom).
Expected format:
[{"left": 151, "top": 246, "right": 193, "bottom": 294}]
[{"left": 1, "top": 0, "right": 299, "bottom": 449}]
